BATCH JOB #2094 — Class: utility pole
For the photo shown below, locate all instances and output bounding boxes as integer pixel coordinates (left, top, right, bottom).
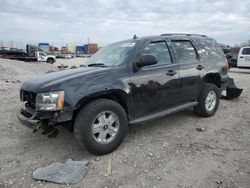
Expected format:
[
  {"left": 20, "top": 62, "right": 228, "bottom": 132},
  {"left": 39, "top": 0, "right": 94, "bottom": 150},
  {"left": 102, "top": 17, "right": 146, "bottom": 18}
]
[{"left": 87, "top": 37, "right": 90, "bottom": 54}]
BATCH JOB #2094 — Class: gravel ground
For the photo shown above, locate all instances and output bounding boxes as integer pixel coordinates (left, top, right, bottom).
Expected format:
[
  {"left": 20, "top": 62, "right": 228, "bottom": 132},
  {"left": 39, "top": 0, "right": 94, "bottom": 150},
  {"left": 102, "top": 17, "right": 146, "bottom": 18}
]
[{"left": 0, "top": 59, "right": 249, "bottom": 188}]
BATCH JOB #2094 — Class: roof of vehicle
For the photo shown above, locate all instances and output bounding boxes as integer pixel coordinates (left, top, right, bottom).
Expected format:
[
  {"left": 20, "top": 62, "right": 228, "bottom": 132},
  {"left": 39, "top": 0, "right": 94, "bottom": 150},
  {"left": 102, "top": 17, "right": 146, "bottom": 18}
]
[{"left": 133, "top": 33, "right": 211, "bottom": 42}]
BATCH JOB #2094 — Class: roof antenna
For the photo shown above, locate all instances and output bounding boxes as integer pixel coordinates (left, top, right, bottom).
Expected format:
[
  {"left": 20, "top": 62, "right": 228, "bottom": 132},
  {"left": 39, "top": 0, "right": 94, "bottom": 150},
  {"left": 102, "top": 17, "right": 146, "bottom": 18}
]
[{"left": 133, "top": 34, "right": 137, "bottom": 39}]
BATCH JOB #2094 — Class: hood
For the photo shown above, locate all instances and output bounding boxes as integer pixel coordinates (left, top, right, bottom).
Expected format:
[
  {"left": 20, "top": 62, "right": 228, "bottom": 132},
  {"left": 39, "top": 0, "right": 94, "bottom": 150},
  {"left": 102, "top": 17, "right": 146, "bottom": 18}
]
[
  {"left": 21, "top": 67, "right": 109, "bottom": 92},
  {"left": 48, "top": 55, "right": 56, "bottom": 58}
]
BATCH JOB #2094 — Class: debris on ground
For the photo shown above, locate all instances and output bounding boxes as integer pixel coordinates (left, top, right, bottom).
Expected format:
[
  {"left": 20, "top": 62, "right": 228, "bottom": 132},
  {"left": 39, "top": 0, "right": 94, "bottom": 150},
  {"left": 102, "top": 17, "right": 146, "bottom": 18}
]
[
  {"left": 33, "top": 159, "right": 88, "bottom": 184},
  {"left": 195, "top": 127, "right": 206, "bottom": 132},
  {"left": 1, "top": 79, "right": 21, "bottom": 84},
  {"left": 95, "top": 157, "right": 100, "bottom": 161},
  {"left": 107, "top": 159, "right": 112, "bottom": 176},
  {"left": 216, "top": 180, "right": 223, "bottom": 185},
  {"left": 70, "top": 65, "right": 78, "bottom": 69},
  {"left": 57, "top": 64, "right": 69, "bottom": 71},
  {"left": 148, "top": 152, "right": 154, "bottom": 157}
]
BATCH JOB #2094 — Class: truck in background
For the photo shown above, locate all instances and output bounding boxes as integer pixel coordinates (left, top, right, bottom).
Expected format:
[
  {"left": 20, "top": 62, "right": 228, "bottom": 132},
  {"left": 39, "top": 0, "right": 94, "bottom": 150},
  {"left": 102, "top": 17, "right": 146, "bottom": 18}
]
[
  {"left": 237, "top": 46, "right": 250, "bottom": 68},
  {"left": 0, "top": 44, "right": 56, "bottom": 64}
]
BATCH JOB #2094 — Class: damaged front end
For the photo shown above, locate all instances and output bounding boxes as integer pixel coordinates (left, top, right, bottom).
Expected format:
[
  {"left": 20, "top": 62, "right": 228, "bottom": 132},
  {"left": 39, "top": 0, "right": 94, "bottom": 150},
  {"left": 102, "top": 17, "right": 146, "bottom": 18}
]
[
  {"left": 221, "top": 77, "right": 243, "bottom": 99},
  {"left": 17, "top": 106, "right": 60, "bottom": 138},
  {"left": 17, "top": 89, "right": 73, "bottom": 138}
]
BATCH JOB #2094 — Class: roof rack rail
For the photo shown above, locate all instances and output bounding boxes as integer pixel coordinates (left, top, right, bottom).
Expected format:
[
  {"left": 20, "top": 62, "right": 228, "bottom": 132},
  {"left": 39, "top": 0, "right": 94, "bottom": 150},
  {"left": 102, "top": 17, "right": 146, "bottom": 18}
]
[{"left": 161, "top": 33, "right": 207, "bottom": 37}]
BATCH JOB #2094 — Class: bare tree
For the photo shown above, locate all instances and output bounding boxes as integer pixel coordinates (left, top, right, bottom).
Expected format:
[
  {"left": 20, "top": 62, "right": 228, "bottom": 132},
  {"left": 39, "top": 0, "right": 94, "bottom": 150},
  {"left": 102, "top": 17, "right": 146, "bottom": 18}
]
[{"left": 0, "top": 40, "right": 4, "bottom": 47}]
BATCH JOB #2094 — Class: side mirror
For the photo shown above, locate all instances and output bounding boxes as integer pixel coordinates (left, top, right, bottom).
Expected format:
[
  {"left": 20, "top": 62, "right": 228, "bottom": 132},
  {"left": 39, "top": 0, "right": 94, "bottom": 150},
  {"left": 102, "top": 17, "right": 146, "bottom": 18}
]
[{"left": 135, "top": 55, "right": 158, "bottom": 68}]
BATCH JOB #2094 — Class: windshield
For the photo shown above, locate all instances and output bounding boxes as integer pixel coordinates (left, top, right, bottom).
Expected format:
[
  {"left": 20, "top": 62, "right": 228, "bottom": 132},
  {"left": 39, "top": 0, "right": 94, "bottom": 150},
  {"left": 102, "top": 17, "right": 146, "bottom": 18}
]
[{"left": 85, "top": 41, "right": 137, "bottom": 67}]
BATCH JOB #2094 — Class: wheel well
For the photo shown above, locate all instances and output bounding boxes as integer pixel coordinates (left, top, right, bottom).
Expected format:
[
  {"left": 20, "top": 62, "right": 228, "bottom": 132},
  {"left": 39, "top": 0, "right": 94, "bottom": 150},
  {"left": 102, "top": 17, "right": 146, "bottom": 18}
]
[
  {"left": 203, "top": 73, "right": 221, "bottom": 88},
  {"left": 72, "top": 91, "right": 129, "bottom": 122},
  {"left": 47, "top": 57, "right": 54, "bottom": 62}
]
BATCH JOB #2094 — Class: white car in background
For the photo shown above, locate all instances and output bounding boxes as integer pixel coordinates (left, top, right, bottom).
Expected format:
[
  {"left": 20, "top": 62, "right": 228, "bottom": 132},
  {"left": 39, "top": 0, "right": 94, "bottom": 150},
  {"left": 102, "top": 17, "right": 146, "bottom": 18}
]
[{"left": 237, "top": 47, "right": 250, "bottom": 68}]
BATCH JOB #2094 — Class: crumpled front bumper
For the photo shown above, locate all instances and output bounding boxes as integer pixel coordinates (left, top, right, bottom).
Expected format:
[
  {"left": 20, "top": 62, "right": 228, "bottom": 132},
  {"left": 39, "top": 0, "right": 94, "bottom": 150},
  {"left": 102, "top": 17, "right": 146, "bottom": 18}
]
[
  {"left": 17, "top": 109, "right": 40, "bottom": 130},
  {"left": 17, "top": 105, "right": 74, "bottom": 130}
]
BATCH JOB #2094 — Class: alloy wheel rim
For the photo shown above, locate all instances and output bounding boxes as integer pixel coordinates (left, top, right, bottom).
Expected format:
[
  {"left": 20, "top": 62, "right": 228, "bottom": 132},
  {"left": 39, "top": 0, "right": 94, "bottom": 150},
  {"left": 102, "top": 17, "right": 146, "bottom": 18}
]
[
  {"left": 91, "top": 111, "right": 120, "bottom": 144},
  {"left": 205, "top": 90, "right": 217, "bottom": 112}
]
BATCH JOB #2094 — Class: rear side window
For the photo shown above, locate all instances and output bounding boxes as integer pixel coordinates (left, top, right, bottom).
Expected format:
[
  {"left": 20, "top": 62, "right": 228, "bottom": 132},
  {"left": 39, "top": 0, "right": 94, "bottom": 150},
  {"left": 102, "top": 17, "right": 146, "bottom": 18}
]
[
  {"left": 140, "top": 41, "right": 172, "bottom": 66},
  {"left": 171, "top": 41, "right": 197, "bottom": 64},
  {"left": 242, "top": 48, "right": 250, "bottom": 55},
  {"left": 193, "top": 38, "right": 224, "bottom": 57}
]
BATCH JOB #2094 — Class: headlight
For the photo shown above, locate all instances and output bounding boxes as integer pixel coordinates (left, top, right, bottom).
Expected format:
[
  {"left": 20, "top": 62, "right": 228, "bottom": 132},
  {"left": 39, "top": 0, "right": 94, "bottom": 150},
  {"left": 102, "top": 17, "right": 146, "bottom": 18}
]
[{"left": 36, "top": 91, "right": 64, "bottom": 111}]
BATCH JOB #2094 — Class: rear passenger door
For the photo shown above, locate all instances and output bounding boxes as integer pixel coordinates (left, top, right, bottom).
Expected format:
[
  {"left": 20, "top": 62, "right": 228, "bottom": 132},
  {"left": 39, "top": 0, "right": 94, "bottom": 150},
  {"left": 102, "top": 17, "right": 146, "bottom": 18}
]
[{"left": 171, "top": 40, "right": 203, "bottom": 103}]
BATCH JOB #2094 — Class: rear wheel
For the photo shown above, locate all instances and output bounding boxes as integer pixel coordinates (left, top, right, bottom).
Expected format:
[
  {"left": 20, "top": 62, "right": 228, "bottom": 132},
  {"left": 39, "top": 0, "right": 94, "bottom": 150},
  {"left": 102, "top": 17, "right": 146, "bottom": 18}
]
[
  {"left": 47, "top": 58, "right": 54, "bottom": 64},
  {"left": 194, "top": 83, "right": 220, "bottom": 117},
  {"left": 74, "top": 99, "right": 128, "bottom": 155}
]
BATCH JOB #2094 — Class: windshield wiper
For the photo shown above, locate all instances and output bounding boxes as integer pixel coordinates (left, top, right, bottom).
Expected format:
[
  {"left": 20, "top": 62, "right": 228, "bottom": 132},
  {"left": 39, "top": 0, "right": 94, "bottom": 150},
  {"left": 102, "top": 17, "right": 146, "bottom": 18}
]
[{"left": 87, "top": 63, "right": 108, "bottom": 67}]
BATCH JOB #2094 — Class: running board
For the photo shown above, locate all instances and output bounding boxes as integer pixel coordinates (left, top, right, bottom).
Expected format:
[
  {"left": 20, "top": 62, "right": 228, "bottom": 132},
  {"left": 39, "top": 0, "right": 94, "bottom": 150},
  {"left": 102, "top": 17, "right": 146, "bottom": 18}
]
[{"left": 129, "top": 101, "right": 198, "bottom": 124}]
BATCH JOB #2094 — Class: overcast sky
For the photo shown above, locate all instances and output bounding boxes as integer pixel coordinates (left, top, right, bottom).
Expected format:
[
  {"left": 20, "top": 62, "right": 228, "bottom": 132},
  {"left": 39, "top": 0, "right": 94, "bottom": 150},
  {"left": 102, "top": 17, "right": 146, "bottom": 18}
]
[{"left": 0, "top": 0, "right": 249, "bottom": 48}]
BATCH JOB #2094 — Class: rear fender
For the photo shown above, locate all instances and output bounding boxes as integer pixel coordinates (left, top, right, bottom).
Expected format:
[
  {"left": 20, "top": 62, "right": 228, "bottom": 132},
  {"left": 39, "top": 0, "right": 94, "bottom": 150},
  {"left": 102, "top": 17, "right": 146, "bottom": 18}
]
[{"left": 202, "top": 72, "right": 221, "bottom": 88}]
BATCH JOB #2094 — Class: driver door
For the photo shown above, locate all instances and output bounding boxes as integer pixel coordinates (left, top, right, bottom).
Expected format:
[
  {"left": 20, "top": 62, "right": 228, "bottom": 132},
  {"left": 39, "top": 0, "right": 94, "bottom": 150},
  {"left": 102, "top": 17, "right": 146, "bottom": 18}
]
[{"left": 129, "top": 40, "right": 181, "bottom": 119}]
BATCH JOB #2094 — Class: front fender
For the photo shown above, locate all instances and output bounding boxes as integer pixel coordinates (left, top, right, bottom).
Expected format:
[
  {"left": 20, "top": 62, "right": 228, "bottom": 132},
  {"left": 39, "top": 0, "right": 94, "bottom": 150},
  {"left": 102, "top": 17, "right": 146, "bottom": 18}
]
[{"left": 75, "top": 86, "right": 130, "bottom": 109}]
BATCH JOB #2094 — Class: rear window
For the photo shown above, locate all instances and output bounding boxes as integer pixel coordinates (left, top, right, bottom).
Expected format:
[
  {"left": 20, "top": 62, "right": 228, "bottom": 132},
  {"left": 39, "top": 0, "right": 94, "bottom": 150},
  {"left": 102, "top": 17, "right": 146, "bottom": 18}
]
[{"left": 242, "top": 48, "right": 250, "bottom": 55}]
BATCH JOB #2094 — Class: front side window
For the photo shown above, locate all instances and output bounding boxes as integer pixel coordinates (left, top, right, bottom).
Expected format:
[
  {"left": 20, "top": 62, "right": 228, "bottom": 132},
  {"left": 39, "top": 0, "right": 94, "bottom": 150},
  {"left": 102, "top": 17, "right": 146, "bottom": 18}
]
[
  {"left": 171, "top": 41, "right": 198, "bottom": 64},
  {"left": 242, "top": 48, "right": 250, "bottom": 55},
  {"left": 140, "top": 41, "right": 172, "bottom": 67}
]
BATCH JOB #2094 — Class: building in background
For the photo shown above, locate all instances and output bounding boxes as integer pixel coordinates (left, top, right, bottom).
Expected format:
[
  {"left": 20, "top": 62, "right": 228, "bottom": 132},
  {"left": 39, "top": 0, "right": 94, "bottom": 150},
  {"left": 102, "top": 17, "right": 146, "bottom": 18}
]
[
  {"left": 88, "top": 43, "right": 98, "bottom": 54},
  {"left": 35, "top": 42, "right": 100, "bottom": 55},
  {"left": 61, "top": 46, "right": 67, "bottom": 53},
  {"left": 38, "top": 43, "right": 49, "bottom": 53},
  {"left": 76, "top": 46, "right": 85, "bottom": 54},
  {"left": 66, "top": 43, "right": 76, "bottom": 53},
  {"left": 83, "top": 44, "right": 88, "bottom": 54},
  {"left": 49, "top": 45, "right": 53, "bottom": 52},
  {"left": 75, "top": 43, "right": 99, "bottom": 54}
]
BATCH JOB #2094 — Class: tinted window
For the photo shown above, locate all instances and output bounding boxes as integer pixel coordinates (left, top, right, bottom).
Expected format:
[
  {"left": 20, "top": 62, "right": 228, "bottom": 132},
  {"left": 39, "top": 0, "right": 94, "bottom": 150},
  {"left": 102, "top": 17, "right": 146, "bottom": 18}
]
[
  {"left": 171, "top": 41, "right": 197, "bottom": 63},
  {"left": 140, "top": 41, "right": 172, "bottom": 66},
  {"left": 242, "top": 48, "right": 250, "bottom": 55}
]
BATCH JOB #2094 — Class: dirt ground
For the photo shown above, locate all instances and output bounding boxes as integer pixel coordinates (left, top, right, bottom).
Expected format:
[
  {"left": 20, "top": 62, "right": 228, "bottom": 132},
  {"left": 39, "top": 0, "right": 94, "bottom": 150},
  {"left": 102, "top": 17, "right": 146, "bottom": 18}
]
[{"left": 0, "top": 59, "right": 249, "bottom": 188}]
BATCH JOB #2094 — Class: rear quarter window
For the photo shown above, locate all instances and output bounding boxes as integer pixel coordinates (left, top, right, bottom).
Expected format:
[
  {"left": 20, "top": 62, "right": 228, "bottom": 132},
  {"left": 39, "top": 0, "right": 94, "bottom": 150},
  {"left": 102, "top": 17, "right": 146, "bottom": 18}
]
[
  {"left": 193, "top": 38, "right": 224, "bottom": 59},
  {"left": 242, "top": 48, "right": 250, "bottom": 55}
]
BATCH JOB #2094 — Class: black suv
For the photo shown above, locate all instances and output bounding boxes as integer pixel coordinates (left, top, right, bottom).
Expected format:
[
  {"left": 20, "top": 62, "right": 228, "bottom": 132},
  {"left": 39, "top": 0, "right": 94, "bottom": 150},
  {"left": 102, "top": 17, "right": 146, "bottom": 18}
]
[{"left": 18, "top": 33, "right": 229, "bottom": 155}]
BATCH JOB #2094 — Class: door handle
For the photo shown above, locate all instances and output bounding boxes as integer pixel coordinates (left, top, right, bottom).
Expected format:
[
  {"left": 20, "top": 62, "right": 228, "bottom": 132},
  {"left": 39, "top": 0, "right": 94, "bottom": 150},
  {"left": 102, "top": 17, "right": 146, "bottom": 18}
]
[
  {"left": 239, "top": 56, "right": 243, "bottom": 58},
  {"left": 166, "top": 70, "right": 177, "bottom": 76},
  {"left": 196, "top": 64, "right": 204, "bottom": 70}
]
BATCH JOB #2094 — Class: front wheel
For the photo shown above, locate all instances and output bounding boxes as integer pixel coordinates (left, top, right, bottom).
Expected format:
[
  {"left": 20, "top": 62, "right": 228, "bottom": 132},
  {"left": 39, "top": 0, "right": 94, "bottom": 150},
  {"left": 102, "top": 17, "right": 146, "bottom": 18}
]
[
  {"left": 74, "top": 99, "right": 128, "bottom": 155},
  {"left": 194, "top": 83, "right": 220, "bottom": 117}
]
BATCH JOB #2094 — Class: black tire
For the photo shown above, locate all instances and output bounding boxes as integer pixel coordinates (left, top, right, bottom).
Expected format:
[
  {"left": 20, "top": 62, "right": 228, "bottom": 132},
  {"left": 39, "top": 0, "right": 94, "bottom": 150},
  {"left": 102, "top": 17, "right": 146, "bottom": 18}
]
[
  {"left": 47, "top": 58, "right": 54, "bottom": 64},
  {"left": 194, "top": 83, "right": 220, "bottom": 117},
  {"left": 74, "top": 99, "right": 128, "bottom": 155}
]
